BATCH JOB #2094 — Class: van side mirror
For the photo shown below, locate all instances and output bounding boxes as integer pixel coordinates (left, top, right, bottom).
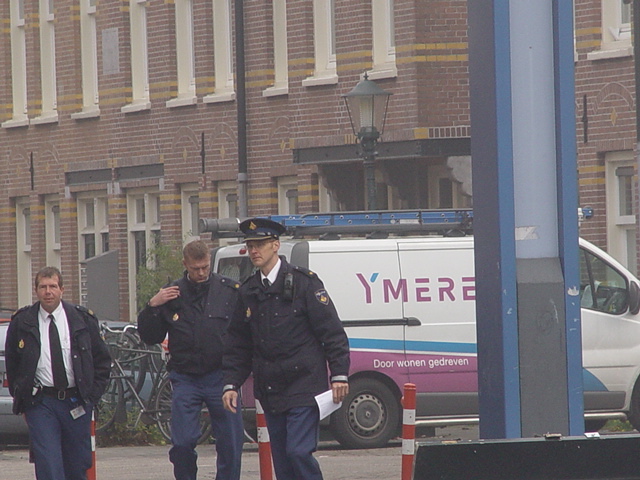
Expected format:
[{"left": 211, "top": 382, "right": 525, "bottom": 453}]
[{"left": 629, "top": 282, "right": 640, "bottom": 315}]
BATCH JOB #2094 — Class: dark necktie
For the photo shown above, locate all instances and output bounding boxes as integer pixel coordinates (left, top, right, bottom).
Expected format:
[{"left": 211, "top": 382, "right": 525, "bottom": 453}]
[
  {"left": 263, "top": 278, "right": 271, "bottom": 288},
  {"left": 48, "top": 314, "right": 68, "bottom": 391}
]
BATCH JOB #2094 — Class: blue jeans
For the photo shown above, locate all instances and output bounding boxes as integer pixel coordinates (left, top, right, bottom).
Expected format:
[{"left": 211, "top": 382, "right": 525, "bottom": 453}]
[
  {"left": 168, "top": 370, "right": 243, "bottom": 480},
  {"left": 24, "top": 394, "right": 93, "bottom": 480},
  {"left": 264, "top": 406, "right": 323, "bottom": 480}
]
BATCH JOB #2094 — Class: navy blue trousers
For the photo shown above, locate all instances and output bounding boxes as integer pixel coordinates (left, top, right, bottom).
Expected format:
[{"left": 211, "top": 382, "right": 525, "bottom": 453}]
[
  {"left": 24, "top": 394, "right": 93, "bottom": 480},
  {"left": 168, "top": 370, "right": 244, "bottom": 480},
  {"left": 264, "top": 406, "right": 323, "bottom": 480}
]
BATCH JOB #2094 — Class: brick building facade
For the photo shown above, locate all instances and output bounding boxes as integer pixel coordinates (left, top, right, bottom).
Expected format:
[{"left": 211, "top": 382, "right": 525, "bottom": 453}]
[{"left": 0, "top": 0, "right": 635, "bottom": 321}]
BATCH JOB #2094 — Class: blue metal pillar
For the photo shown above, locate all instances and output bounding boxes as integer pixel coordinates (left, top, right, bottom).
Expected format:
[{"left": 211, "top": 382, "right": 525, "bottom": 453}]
[{"left": 468, "top": 0, "right": 582, "bottom": 438}]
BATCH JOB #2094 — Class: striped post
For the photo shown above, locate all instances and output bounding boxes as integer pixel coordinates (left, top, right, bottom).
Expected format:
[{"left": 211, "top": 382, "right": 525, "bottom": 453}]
[
  {"left": 401, "top": 383, "right": 417, "bottom": 480},
  {"left": 255, "top": 399, "right": 273, "bottom": 480},
  {"left": 87, "top": 410, "right": 97, "bottom": 480}
]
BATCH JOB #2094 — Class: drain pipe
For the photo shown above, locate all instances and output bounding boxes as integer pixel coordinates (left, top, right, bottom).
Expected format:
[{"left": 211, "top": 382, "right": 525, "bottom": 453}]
[{"left": 235, "top": 0, "right": 248, "bottom": 217}]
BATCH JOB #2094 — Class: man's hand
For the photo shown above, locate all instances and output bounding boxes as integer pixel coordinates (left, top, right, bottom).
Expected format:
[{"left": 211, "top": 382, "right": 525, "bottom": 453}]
[
  {"left": 223, "top": 390, "right": 239, "bottom": 413},
  {"left": 147, "top": 286, "right": 180, "bottom": 308},
  {"left": 331, "top": 381, "right": 349, "bottom": 404}
]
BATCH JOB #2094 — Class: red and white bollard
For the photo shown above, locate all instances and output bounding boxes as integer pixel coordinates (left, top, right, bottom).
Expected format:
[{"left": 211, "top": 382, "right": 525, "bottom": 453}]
[
  {"left": 86, "top": 410, "right": 97, "bottom": 480},
  {"left": 255, "top": 399, "right": 274, "bottom": 480},
  {"left": 401, "top": 383, "right": 417, "bottom": 480}
]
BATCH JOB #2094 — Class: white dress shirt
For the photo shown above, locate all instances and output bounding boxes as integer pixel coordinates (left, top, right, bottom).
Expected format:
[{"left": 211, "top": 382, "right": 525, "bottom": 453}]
[{"left": 35, "top": 304, "right": 75, "bottom": 388}]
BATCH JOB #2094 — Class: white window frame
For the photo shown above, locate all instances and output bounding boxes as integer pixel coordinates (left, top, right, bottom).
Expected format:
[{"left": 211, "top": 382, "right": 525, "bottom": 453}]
[
  {"left": 204, "top": 0, "right": 235, "bottom": 104},
  {"left": 181, "top": 185, "right": 200, "bottom": 243},
  {"left": 2, "top": 0, "right": 29, "bottom": 129},
  {"left": 77, "top": 194, "right": 109, "bottom": 261},
  {"left": 586, "top": 0, "right": 633, "bottom": 61},
  {"left": 127, "top": 190, "right": 161, "bottom": 320},
  {"left": 122, "top": 0, "right": 151, "bottom": 113},
  {"left": 71, "top": 0, "right": 100, "bottom": 119},
  {"left": 217, "top": 181, "right": 238, "bottom": 219},
  {"left": 277, "top": 177, "right": 299, "bottom": 215},
  {"left": 369, "top": 0, "right": 397, "bottom": 80},
  {"left": 45, "top": 196, "right": 61, "bottom": 270},
  {"left": 605, "top": 151, "right": 637, "bottom": 274},
  {"left": 32, "top": 0, "right": 59, "bottom": 125},
  {"left": 16, "top": 198, "right": 32, "bottom": 306},
  {"left": 318, "top": 176, "right": 340, "bottom": 212},
  {"left": 263, "top": 0, "right": 289, "bottom": 97},
  {"left": 302, "top": 0, "right": 338, "bottom": 87},
  {"left": 167, "top": 0, "right": 197, "bottom": 108},
  {"left": 428, "top": 164, "right": 470, "bottom": 209}
]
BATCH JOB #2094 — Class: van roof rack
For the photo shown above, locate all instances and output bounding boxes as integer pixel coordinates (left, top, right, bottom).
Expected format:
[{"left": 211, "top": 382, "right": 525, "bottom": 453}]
[{"left": 199, "top": 209, "right": 473, "bottom": 240}]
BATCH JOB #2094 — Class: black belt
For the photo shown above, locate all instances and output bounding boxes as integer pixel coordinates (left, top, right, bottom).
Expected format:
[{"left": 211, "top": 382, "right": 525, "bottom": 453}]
[{"left": 41, "top": 386, "right": 80, "bottom": 400}]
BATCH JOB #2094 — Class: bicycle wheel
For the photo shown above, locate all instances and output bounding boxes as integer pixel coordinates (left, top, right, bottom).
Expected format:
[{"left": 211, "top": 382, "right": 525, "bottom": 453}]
[
  {"left": 95, "top": 376, "right": 123, "bottom": 434},
  {"left": 113, "top": 330, "right": 149, "bottom": 399},
  {"left": 153, "top": 375, "right": 212, "bottom": 444}
]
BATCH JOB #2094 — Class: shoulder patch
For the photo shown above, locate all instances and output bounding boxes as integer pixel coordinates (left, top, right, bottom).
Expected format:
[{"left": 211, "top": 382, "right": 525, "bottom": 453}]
[
  {"left": 221, "top": 277, "right": 241, "bottom": 289},
  {"left": 75, "top": 304, "right": 97, "bottom": 318},
  {"left": 315, "top": 289, "right": 330, "bottom": 305}
]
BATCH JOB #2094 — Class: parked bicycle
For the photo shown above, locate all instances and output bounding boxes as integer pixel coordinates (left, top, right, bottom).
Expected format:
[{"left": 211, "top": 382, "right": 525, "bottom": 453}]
[{"left": 97, "top": 323, "right": 211, "bottom": 443}]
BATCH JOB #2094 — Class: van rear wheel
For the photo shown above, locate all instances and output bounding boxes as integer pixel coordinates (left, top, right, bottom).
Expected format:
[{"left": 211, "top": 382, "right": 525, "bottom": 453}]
[{"left": 329, "top": 378, "right": 400, "bottom": 449}]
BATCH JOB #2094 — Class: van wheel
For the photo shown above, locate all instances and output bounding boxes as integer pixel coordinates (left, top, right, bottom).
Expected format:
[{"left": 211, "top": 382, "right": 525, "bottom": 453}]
[
  {"left": 627, "top": 381, "right": 640, "bottom": 431},
  {"left": 329, "top": 378, "right": 400, "bottom": 449}
]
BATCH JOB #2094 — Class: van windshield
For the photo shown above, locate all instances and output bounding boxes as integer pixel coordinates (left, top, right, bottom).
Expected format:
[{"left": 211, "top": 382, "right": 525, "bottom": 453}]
[
  {"left": 580, "top": 248, "right": 628, "bottom": 315},
  {"left": 218, "top": 257, "right": 256, "bottom": 283}
]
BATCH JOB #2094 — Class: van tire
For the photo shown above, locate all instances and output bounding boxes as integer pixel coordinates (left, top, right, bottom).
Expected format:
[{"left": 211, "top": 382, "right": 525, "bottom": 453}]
[
  {"left": 627, "top": 380, "right": 640, "bottom": 431},
  {"left": 329, "top": 378, "right": 400, "bottom": 449}
]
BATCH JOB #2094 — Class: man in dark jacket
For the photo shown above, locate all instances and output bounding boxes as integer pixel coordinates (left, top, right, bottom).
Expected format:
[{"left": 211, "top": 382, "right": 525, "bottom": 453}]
[
  {"left": 137, "top": 239, "right": 243, "bottom": 480},
  {"left": 5, "top": 266, "right": 111, "bottom": 480},
  {"left": 222, "top": 218, "right": 350, "bottom": 480}
]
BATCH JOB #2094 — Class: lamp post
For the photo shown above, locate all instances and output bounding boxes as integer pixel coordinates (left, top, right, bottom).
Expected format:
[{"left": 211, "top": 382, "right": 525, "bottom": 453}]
[{"left": 343, "top": 73, "right": 392, "bottom": 210}]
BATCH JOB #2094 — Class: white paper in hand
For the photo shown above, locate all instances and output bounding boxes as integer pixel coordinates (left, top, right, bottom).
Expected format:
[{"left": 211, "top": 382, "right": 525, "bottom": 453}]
[{"left": 315, "top": 389, "right": 342, "bottom": 420}]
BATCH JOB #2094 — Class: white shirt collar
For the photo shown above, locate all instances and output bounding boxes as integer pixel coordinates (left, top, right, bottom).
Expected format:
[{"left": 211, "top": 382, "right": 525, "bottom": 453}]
[{"left": 261, "top": 257, "right": 282, "bottom": 285}]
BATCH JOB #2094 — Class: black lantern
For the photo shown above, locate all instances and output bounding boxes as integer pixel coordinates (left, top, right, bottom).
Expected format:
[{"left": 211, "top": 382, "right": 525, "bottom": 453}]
[{"left": 343, "top": 73, "right": 392, "bottom": 210}]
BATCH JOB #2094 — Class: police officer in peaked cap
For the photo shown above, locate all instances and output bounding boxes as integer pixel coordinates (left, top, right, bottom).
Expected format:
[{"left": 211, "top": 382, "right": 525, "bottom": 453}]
[{"left": 223, "top": 217, "right": 350, "bottom": 480}]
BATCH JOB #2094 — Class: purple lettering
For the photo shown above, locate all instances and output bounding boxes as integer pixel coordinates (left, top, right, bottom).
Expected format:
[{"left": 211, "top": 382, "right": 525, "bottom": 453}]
[
  {"left": 438, "top": 277, "right": 455, "bottom": 301},
  {"left": 384, "top": 279, "right": 408, "bottom": 303},
  {"left": 415, "top": 278, "right": 431, "bottom": 302},
  {"left": 356, "top": 273, "right": 373, "bottom": 304},
  {"left": 462, "top": 277, "right": 475, "bottom": 300}
]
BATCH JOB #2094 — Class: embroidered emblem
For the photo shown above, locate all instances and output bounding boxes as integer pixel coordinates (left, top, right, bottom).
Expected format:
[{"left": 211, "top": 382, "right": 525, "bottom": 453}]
[
  {"left": 172, "top": 313, "right": 179, "bottom": 321},
  {"left": 249, "top": 221, "right": 257, "bottom": 231},
  {"left": 315, "top": 289, "right": 329, "bottom": 305},
  {"left": 18, "top": 339, "right": 24, "bottom": 349},
  {"left": 246, "top": 307, "right": 251, "bottom": 318}
]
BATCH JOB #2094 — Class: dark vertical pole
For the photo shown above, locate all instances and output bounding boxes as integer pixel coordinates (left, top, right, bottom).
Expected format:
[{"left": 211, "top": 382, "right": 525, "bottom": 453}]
[
  {"left": 235, "top": 0, "right": 248, "bottom": 217},
  {"left": 30, "top": 152, "right": 34, "bottom": 190},
  {"left": 201, "top": 132, "right": 205, "bottom": 174}
]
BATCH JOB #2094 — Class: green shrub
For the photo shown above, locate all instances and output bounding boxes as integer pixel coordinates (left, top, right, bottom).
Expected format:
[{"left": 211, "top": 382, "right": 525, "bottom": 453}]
[
  {"left": 96, "top": 408, "right": 168, "bottom": 447},
  {"left": 136, "top": 242, "right": 184, "bottom": 311}
]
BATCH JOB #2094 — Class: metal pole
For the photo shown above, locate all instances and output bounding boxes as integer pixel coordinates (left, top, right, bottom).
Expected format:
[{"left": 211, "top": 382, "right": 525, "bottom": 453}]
[
  {"left": 360, "top": 132, "right": 379, "bottom": 210},
  {"left": 235, "top": 0, "right": 248, "bottom": 217}
]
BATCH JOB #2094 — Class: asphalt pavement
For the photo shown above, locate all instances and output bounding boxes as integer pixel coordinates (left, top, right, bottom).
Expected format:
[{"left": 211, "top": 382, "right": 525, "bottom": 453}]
[{"left": 0, "top": 426, "right": 480, "bottom": 480}]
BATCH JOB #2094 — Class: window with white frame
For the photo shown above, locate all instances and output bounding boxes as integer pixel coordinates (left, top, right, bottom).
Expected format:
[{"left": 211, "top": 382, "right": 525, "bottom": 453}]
[
  {"left": 167, "top": 0, "right": 196, "bottom": 108},
  {"left": 77, "top": 195, "right": 109, "bottom": 261},
  {"left": 127, "top": 190, "right": 161, "bottom": 319},
  {"left": 122, "top": 0, "right": 150, "bottom": 113},
  {"left": 71, "top": 0, "right": 100, "bottom": 119},
  {"left": 606, "top": 151, "right": 637, "bottom": 275},
  {"left": 33, "top": 0, "right": 58, "bottom": 124},
  {"left": 204, "top": 0, "right": 235, "bottom": 103},
  {"left": 16, "top": 198, "right": 32, "bottom": 306},
  {"left": 217, "top": 182, "right": 238, "bottom": 219},
  {"left": 587, "top": 0, "right": 632, "bottom": 60},
  {"left": 181, "top": 186, "right": 200, "bottom": 242},
  {"left": 2, "top": 0, "right": 28, "bottom": 129},
  {"left": 302, "top": 0, "right": 337, "bottom": 87},
  {"left": 318, "top": 177, "right": 340, "bottom": 212},
  {"left": 277, "top": 177, "right": 299, "bottom": 215},
  {"left": 45, "top": 197, "right": 61, "bottom": 269},
  {"left": 369, "top": 0, "right": 396, "bottom": 80},
  {"left": 263, "top": 0, "right": 289, "bottom": 97},
  {"left": 428, "top": 165, "right": 472, "bottom": 209}
]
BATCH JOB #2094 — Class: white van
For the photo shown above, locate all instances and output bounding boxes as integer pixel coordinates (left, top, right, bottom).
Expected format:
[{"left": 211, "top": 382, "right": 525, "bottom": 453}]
[{"left": 205, "top": 210, "right": 640, "bottom": 449}]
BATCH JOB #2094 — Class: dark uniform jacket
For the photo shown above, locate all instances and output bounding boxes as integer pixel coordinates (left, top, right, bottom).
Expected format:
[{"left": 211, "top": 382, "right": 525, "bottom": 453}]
[
  {"left": 5, "top": 301, "right": 112, "bottom": 414},
  {"left": 137, "top": 272, "right": 240, "bottom": 376},
  {"left": 223, "top": 257, "right": 350, "bottom": 414}
]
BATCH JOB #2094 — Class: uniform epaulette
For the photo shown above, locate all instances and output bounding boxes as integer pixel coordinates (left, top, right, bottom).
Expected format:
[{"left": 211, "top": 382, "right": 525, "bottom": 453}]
[
  {"left": 292, "top": 264, "right": 317, "bottom": 278},
  {"left": 75, "top": 304, "right": 98, "bottom": 319},
  {"left": 12, "top": 305, "right": 30, "bottom": 318},
  {"left": 220, "top": 276, "right": 241, "bottom": 289}
]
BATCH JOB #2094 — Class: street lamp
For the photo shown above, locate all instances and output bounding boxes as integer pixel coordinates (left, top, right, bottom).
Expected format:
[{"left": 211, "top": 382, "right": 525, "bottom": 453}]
[{"left": 343, "top": 73, "right": 392, "bottom": 210}]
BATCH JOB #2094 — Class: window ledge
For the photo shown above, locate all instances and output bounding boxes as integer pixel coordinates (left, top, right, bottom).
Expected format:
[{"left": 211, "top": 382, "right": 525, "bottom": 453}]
[
  {"left": 166, "top": 96, "right": 197, "bottom": 109},
  {"left": 121, "top": 101, "right": 151, "bottom": 114},
  {"left": 302, "top": 73, "right": 338, "bottom": 87},
  {"left": 203, "top": 91, "right": 236, "bottom": 104},
  {"left": 71, "top": 107, "right": 101, "bottom": 120},
  {"left": 1, "top": 117, "right": 29, "bottom": 129},
  {"left": 367, "top": 65, "right": 398, "bottom": 81},
  {"left": 31, "top": 113, "right": 59, "bottom": 125},
  {"left": 263, "top": 85, "right": 289, "bottom": 98},
  {"left": 586, "top": 45, "right": 633, "bottom": 61}
]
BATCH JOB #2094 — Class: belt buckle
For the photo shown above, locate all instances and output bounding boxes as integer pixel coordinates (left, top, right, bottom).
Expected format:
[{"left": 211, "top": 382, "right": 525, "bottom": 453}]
[{"left": 57, "top": 389, "right": 66, "bottom": 401}]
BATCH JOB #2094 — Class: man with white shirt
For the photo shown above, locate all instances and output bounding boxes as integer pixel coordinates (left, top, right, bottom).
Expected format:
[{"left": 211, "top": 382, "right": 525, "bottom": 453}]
[
  {"left": 222, "top": 218, "right": 350, "bottom": 480},
  {"left": 5, "top": 266, "right": 111, "bottom": 480}
]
